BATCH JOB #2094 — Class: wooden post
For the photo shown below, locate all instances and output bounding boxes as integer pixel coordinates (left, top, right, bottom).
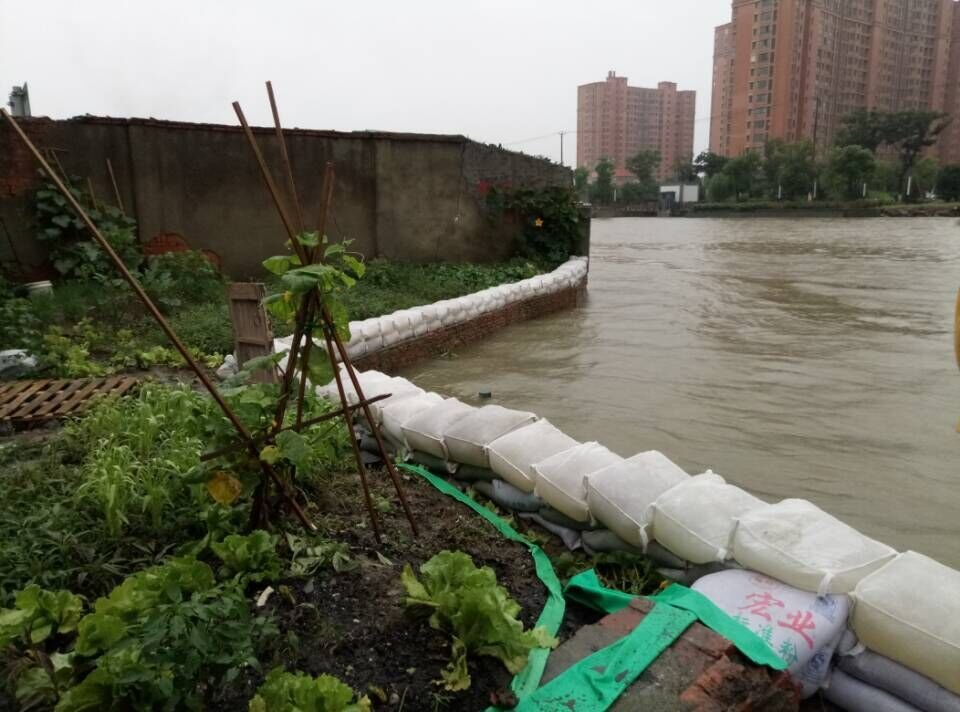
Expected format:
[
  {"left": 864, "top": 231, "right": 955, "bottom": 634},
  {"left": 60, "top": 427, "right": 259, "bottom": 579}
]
[{"left": 228, "top": 283, "right": 275, "bottom": 383}]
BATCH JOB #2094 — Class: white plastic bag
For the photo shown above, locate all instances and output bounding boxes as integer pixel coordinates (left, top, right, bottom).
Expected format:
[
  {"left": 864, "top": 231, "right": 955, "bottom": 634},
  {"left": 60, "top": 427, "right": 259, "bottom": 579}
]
[
  {"left": 532, "top": 443, "right": 623, "bottom": 523},
  {"left": 651, "top": 473, "right": 766, "bottom": 564},
  {"left": 585, "top": 451, "right": 690, "bottom": 550},
  {"left": 401, "top": 398, "right": 477, "bottom": 459},
  {"left": 733, "top": 499, "right": 897, "bottom": 595},
  {"left": 442, "top": 405, "right": 537, "bottom": 468},
  {"left": 852, "top": 551, "right": 960, "bottom": 696},
  {"left": 380, "top": 392, "right": 445, "bottom": 447},
  {"left": 693, "top": 569, "right": 849, "bottom": 698},
  {"left": 487, "top": 420, "right": 579, "bottom": 493}
]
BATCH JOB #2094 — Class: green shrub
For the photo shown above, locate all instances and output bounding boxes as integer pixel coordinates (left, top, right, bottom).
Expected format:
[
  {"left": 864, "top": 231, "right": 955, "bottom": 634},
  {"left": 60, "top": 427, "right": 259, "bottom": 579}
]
[
  {"left": 250, "top": 668, "right": 370, "bottom": 712},
  {"left": 141, "top": 250, "right": 225, "bottom": 313},
  {"left": 33, "top": 177, "right": 141, "bottom": 282},
  {"left": 168, "top": 300, "right": 234, "bottom": 354},
  {"left": 0, "top": 584, "right": 84, "bottom": 648},
  {"left": 486, "top": 185, "right": 582, "bottom": 265}
]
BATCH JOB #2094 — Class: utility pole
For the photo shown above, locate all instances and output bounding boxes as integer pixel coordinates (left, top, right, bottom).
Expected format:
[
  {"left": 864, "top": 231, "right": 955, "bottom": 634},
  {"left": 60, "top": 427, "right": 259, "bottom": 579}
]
[{"left": 559, "top": 130, "right": 565, "bottom": 166}]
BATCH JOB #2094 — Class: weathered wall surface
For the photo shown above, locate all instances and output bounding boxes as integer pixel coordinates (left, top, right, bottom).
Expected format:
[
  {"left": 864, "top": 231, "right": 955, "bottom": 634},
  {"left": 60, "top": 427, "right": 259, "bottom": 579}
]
[{"left": 0, "top": 116, "right": 570, "bottom": 278}]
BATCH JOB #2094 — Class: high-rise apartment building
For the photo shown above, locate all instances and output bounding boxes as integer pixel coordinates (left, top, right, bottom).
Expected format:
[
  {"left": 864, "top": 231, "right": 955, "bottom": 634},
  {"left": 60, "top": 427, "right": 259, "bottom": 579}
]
[
  {"left": 709, "top": 0, "right": 960, "bottom": 161},
  {"left": 577, "top": 72, "right": 696, "bottom": 180}
]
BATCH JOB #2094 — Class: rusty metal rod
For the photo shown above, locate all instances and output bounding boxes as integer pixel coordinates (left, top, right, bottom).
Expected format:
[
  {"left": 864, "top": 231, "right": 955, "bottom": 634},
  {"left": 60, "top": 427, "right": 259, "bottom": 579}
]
[
  {"left": 322, "top": 326, "right": 382, "bottom": 542},
  {"left": 295, "top": 323, "right": 315, "bottom": 429},
  {"left": 315, "top": 162, "right": 335, "bottom": 251},
  {"left": 266, "top": 81, "right": 304, "bottom": 234},
  {"left": 105, "top": 158, "right": 124, "bottom": 214},
  {"left": 200, "top": 391, "right": 391, "bottom": 462},
  {"left": 0, "top": 108, "right": 316, "bottom": 533},
  {"left": 85, "top": 177, "right": 99, "bottom": 211}
]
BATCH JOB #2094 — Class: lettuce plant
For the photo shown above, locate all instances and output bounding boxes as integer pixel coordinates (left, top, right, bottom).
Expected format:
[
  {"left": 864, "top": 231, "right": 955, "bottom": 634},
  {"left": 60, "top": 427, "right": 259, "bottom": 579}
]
[
  {"left": 401, "top": 550, "right": 557, "bottom": 691},
  {"left": 249, "top": 668, "right": 370, "bottom": 712},
  {"left": 211, "top": 530, "right": 283, "bottom": 582},
  {"left": 0, "top": 584, "right": 84, "bottom": 647}
]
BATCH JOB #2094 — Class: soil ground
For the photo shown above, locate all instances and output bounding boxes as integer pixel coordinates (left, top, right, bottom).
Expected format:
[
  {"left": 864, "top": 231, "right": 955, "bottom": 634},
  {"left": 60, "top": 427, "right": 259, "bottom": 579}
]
[{"left": 212, "top": 466, "right": 553, "bottom": 712}]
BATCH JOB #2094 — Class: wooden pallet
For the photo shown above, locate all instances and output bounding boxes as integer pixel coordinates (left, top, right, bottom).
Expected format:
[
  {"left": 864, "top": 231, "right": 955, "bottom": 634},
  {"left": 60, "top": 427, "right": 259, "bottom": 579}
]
[{"left": 0, "top": 376, "right": 138, "bottom": 425}]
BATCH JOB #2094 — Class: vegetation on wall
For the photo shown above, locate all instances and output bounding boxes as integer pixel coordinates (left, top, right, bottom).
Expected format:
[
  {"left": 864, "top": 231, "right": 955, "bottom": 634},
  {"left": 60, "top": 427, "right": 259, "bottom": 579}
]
[{"left": 485, "top": 184, "right": 582, "bottom": 265}]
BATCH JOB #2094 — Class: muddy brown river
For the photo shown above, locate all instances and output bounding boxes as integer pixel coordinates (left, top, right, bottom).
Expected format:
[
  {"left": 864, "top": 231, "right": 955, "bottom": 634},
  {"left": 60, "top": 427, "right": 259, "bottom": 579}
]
[{"left": 399, "top": 217, "right": 960, "bottom": 567}]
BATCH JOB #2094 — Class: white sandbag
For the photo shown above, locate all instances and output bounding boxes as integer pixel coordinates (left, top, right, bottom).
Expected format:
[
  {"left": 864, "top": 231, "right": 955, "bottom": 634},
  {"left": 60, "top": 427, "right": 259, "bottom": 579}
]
[
  {"left": 389, "top": 310, "right": 415, "bottom": 342},
  {"left": 419, "top": 305, "right": 441, "bottom": 333},
  {"left": 344, "top": 322, "right": 366, "bottom": 360},
  {"left": 358, "top": 318, "right": 383, "bottom": 352},
  {"left": 733, "top": 499, "right": 897, "bottom": 595},
  {"left": 401, "top": 398, "right": 477, "bottom": 460},
  {"left": 651, "top": 473, "right": 766, "bottom": 564},
  {"left": 693, "top": 569, "right": 849, "bottom": 697},
  {"left": 825, "top": 669, "right": 922, "bottom": 712},
  {"left": 380, "top": 392, "right": 444, "bottom": 446},
  {"left": 838, "top": 648, "right": 960, "bottom": 712},
  {"left": 487, "top": 420, "right": 579, "bottom": 493},
  {"left": 316, "top": 367, "right": 391, "bottom": 402},
  {"left": 532, "top": 443, "right": 623, "bottom": 524},
  {"left": 852, "top": 551, "right": 960, "bottom": 696},
  {"left": 404, "top": 308, "right": 427, "bottom": 337},
  {"left": 585, "top": 450, "right": 690, "bottom": 550},
  {"left": 442, "top": 405, "right": 537, "bottom": 468},
  {"left": 360, "top": 377, "right": 423, "bottom": 424},
  {"left": 378, "top": 315, "right": 402, "bottom": 347}
]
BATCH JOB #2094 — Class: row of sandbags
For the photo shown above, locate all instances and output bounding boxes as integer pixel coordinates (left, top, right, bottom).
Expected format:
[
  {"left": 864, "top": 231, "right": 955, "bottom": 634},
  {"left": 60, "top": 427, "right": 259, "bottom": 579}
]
[
  {"left": 342, "top": 256, "right": 589, "bottom": 358},
  {"left": 316, "top": 368, "right": 960, "bottom": 707}
]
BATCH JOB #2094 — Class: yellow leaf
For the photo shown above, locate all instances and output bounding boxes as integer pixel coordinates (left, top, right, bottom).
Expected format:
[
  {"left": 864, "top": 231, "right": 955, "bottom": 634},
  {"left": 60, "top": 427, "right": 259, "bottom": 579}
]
[{"left": 207, "top": 471, "right": 242, "bottom": 505}]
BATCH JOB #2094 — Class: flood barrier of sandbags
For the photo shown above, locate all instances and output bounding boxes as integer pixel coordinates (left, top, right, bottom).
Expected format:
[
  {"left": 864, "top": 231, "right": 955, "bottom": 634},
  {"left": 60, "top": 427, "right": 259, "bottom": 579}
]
[{"left": 319, "top": 361, "right": 960, "bottom": 710}]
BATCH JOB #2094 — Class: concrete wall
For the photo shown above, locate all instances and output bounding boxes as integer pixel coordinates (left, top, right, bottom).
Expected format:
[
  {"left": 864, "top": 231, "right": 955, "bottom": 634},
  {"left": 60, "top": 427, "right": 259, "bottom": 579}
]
[{"left": 0, "top": 116, "right": 571, "bottom": 278}]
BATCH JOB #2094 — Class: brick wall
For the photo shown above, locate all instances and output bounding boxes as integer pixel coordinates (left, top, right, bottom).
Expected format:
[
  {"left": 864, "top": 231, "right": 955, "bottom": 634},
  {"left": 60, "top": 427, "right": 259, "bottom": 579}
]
[{"left": 352, "top": 280, "right": 586, "bottom": 374}]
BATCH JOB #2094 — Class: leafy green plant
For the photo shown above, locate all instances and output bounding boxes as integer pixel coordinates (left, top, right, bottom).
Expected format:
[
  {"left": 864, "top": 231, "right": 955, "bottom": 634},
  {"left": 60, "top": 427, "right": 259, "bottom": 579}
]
[
  {"left": 401, "top": 550, "right": 556, "bottom": 691},
  {"left": 68, "top": 384, "right": 208, "bottom": 537},
  {"left": 36, "top": 325, "right": 105, "bottom": 378},
  {"left": 140, "top": 250, "right": 225, "bottom": 313},
  {"left": 249, "top": 668, "right": 371, "bottom": 712},
  {"left": 57, "top": 557, "right": 276, "bottom": 711},
  {"left": 32, "top": 176, "right": 141, "bottom": 281},
  {"left": 168, "top": 301, "right": 234, "bottom": 355},
  {"left": 284, "top": 533, "right": 355, "bottom": 577},
  {"left": 486, "top": 186, "right": 581, "bottom": 265},
  {"left": 211, "top": 530, "right": 282, "bottom": 582},
  {"left": 0, "top": 585, "right": 84, "bottom": 648}
]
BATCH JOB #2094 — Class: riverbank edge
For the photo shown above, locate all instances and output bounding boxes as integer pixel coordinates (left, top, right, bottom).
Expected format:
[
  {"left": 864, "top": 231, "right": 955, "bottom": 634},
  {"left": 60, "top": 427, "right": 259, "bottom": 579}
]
[{"left": 353, "top": 279, "right": 587, "bottom": 373}]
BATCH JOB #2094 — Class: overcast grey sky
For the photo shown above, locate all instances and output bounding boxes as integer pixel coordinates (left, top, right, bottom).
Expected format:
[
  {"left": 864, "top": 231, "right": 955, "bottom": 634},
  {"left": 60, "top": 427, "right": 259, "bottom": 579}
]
[{"left": 1, "top": 0, "right": 730, "bottom": 165}]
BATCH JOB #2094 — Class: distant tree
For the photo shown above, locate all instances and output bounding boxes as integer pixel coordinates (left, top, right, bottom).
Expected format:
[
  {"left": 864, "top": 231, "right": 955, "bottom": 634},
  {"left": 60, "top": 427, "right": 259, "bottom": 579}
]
[
  {"left": 937, "top": 165, "right": 960, "bottom": 202},
  {"left": 886, "top": 112, "right": 950, "bottom": 200},
  {"left": 618, "top": 181, "right": 652, "bottom": 204},
  {"left": 835, "top": 109, "right": 950, "bottom": 200},
  {"left": 626, "top": 150, "right": 661, "bottom": 183},
  {"left": 835, "top": 109, "right": 889, "bottom": 153},
  {"left": 590, "top": 158, "right": 615, "bottom": 205},
  {"left": 827, "top": 145, "right": 876, "bottom": 200},
  {"left": 706, "top": 173, "right": 735, "bottom": 202},
  {"left": 720, "top": 151, "right": 762, "bottom": 201},
  {"left": 573, "top": 167, "right": 589, "bottom": 200},
  {"left": 673, "top": 159, "right": 699, "bottom": 183},
  {"left": 763, "top": 140, "right": 816, "bottom": 199},
  {"left": 913, "top": 157, "right": 939, "bottom": 197},
  {"left": 693, "top": 151, "right": 729, "bottom": 178}
]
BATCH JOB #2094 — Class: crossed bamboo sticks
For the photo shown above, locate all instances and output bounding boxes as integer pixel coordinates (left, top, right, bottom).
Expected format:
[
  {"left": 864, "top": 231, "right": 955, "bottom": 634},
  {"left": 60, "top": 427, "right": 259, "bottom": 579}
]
[{"left": 0, "top": 82, "right": 418, "bottom": 542}]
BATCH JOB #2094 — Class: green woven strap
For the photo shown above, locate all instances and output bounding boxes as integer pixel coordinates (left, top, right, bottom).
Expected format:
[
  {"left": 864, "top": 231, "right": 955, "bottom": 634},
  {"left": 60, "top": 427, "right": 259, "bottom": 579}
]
[{"left": 397, "top": 464, "right": 566, "bottom": 705}]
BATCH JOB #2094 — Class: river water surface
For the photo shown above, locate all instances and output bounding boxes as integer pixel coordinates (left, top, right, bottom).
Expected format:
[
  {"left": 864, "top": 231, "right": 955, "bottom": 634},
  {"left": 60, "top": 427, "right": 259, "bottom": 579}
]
[{"left": 399, "top": 218, "right": 960, "bottom": 566}]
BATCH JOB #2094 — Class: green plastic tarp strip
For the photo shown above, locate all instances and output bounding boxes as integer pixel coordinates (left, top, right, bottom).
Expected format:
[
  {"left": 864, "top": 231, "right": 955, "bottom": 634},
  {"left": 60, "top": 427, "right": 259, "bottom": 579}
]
[
  {"left": 514, "top": 573, "right": 787, "bottom": 711},
  {"left": 397, "top": 463, "right": 566, "bottom": 706},
  {"left": 565, "top": 569, "right": 786, "bottom": 670},
  {"left": 514, "top": 599, "right": 696, "bottom": 711}
]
